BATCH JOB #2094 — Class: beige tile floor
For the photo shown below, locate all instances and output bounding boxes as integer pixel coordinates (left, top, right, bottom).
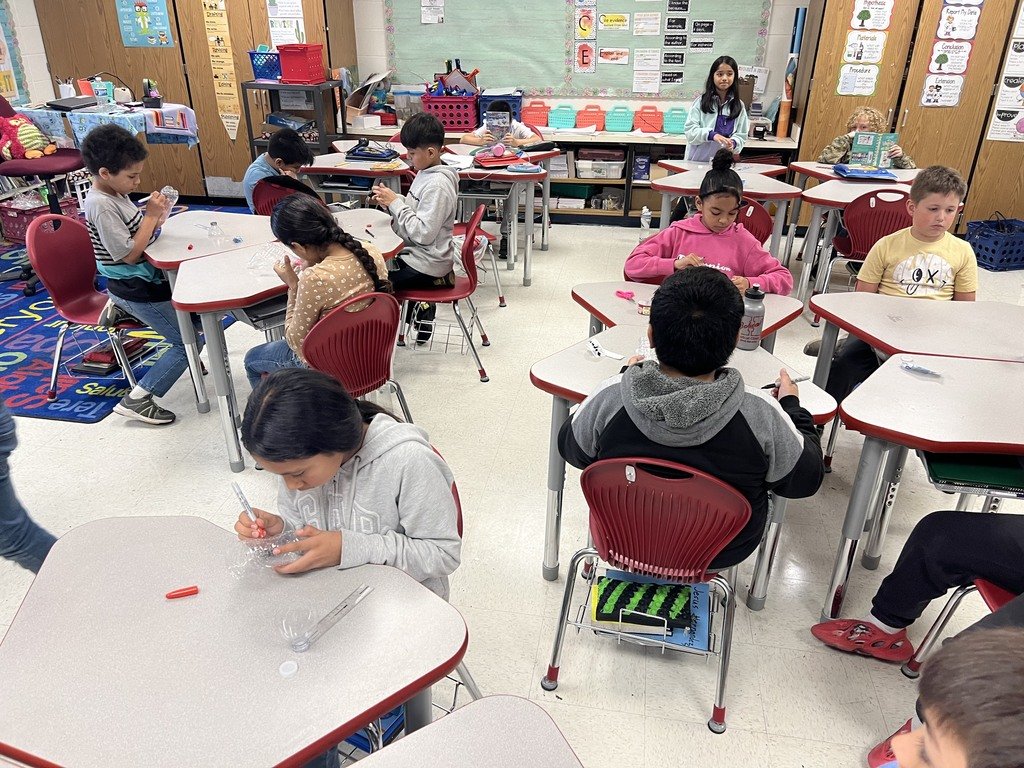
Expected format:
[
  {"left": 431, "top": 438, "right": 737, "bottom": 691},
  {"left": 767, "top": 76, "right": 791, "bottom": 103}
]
[{"left": 2, "top": 223, "right": 1022, "bottom": 767}]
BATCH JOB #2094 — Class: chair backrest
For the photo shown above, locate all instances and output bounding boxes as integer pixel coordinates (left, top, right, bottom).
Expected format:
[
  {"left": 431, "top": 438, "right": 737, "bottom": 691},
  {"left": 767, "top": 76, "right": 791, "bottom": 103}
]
[
  {"left": 736, "top": 199, "right": 773, "bottom": 245},
  {"left": 26, "top": 214, "right": 101, "bottom": 313},
  {"left": 523, "top": 123, "right": 545, "bottom": 140},
  {"left": 843, "top": 189, "right": 913, "bottom": 262},
  {"left": 580, "top": 458, "right": 752, "bottom": 582},
  {"left": 302, "top": 292, "right": 401, "bottom": 399},
  {"left": 252, "top": 175, "right": 323, "bottom": 216},
  {"left": 459, "top": 204, "right": 485, "bottom": 291},
  {"left": 0, "top": 94, "right": 15, "bottom": 119}
]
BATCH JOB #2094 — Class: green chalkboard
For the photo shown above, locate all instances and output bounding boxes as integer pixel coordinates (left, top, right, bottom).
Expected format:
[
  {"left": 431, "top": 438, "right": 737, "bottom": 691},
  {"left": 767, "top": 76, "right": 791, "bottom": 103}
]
[{"left": 385, "top": 0, "right": 771, "bottom": 100}]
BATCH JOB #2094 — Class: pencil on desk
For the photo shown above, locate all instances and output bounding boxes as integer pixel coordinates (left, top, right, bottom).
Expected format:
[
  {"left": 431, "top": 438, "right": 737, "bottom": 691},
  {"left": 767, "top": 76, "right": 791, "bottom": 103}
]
[{"left": 363, "top": 227, "right": 375, "bottom": 239}]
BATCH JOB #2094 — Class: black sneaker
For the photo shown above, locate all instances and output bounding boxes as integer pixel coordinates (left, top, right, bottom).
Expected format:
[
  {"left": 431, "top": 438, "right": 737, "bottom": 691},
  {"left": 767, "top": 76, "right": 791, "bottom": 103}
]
[
  {"left": 113, "top": 394, "right": 176, "bottom": 425},
  {"left": 498, "top": 236, "right": 508, "bottom": 260},
  {"left": 415, "top": 302, "right": 436, "bottom": 345}
]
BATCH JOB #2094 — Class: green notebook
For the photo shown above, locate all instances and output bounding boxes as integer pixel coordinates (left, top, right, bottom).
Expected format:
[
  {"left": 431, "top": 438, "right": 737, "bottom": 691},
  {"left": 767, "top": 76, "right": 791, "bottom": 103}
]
[
  {"left": 589, "top": 576, "right": 692, "bottom": 632},
  {"left": 922, "top": 452, "right": 1024, "bottom": 494}
]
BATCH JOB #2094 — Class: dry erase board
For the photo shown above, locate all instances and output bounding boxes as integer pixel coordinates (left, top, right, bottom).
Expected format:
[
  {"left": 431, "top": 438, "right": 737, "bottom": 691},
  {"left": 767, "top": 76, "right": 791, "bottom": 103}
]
[{"left": 385, "top": 0, "right": 771, "bottom": 99}]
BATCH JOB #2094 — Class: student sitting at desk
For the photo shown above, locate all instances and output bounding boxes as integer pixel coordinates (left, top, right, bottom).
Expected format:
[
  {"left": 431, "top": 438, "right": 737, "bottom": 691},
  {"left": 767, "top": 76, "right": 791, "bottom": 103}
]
[
  {"left": 559, "top": 267, "right": 824, "bottom": 570},
  {"left": 624, "top": 149, "right": 793, "bottom": 295},
  {"left": 822, "top": 166, "right": 977, "bottom": 402},
  {"left": 242, "top": 128, "right": 314, "bottom": 213},
  {"left": 818, "top": 106, "right": 916, "bottom": 169},
  {"left": 243, "top": 195, "right": 391, "bottom": 387},
  {"left": 368, "top": 113, "right": 459, "bottom": 343}
]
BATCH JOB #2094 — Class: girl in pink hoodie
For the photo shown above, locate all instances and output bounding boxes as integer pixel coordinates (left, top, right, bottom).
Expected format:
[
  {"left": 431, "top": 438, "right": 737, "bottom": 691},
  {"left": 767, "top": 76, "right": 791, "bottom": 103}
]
[{"left": 624, "top": 149, "right": 793, "bottom": 295}]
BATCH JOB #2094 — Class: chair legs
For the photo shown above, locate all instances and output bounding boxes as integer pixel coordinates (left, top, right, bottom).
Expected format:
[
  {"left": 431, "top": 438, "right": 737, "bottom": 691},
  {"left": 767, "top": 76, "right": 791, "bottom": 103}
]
[
  {"left": 902, "top": 584, "right": 977, "bottom": 679},
  {"left": 486, "top": 243, "right": 506, "bottom": 308},
  {"left": 106, "top": 329, "right": 139, "bottom": 391},
  {"left": 824, "top": 414, "right": 841, "bottom": 472},
  {"left": 541, "top": 547, "right": 597, "bottom": 692},
  {"left": 46, "top": 322, "right": 71, "bottom": 401},
  {"left": 709, "top": 571, "right": 737, "bottom": 734},
  {"left": 454, "top": 660, "right": 484, "bottom": 701},
  {"left": 389, "top": 379, "right": 414, "bottom": 423},
  {"left": 47, "top": 324, "right": 137, "bottom": 402},
  {"left": 452, "top": 300, "right": 489, "bottom": 382}
]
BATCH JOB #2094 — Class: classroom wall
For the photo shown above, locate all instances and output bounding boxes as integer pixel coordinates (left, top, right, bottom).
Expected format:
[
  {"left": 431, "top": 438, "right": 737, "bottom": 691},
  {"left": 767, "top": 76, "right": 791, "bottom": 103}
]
[
  {"left": 9, "top": 0, "right": 53, "bottom": 104},
  {"left": 352, "top": 0, "right": 808, "bottom": 111}
]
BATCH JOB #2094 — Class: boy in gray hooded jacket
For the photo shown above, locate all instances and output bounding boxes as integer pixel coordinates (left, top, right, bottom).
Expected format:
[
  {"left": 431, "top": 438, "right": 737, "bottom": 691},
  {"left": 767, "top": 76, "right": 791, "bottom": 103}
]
[{"left": 560, "top": 268, "right": 824, "bottom": 569}]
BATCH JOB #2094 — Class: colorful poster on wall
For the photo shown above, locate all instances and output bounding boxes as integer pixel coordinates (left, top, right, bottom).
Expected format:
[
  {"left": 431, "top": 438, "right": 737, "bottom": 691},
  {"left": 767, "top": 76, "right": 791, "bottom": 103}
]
[
  {"left": 986, "top": 108, "right": 1024, "bottom": 142},
  {"left": 836, "top": 63, "right": 879, "bottom": 95},
  {"left": 203, "top": 0, "right": 241, "bottom": 139},
  {"left": 116, "top": 0, "right": 175, "bottom": 47},
  {"left": 598, "top": 48, "right": 630, "bottom": 65},
  {"left": 0, "top": 0, "right": 26, "bottom": 105},
  {"left": 849, "top": 0, "right": 893, "bottom": 31},
  {"left": 936, "top": 5, "right": 981, "bottom": 41},
  {"left": 996, "top": 75, "right": 1024, "bottom": 109},
  {"left": 574, "top": 42, "right": 596, "bottom": 73},
  {"left": 598, "top": 13, "right": 629, "bottom": 31},
  {"left": 1007, "top": 40, "right": 1024, "bottom": 73},
  {"left": 843, "top": 30, "right": 886, "bottom": 64},
  {"left": 920, "top": 74, "right": 963, "bottom": 106},
  {"left": 928, "top": 40, "right": 972, "bottom": 74},
  {"left": 575, "top": 8, "right": 595, "bottom": 40}
]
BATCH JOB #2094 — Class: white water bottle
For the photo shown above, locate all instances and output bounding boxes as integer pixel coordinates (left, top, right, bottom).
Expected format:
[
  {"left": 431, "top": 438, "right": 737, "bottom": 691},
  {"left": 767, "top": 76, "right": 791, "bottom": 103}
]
[
  {"left": 738, "top": 283, "right": 765, "bottom": 351},
  {"left": 639, "top": 206, "right": 652, "bottom": 241}
]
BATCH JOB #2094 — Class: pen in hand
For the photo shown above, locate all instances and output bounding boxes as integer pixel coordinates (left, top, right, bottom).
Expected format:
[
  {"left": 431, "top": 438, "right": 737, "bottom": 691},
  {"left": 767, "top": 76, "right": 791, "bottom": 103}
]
[
  {"left": 231, "top": 482, "right": 265, "bottom": 538},
  {"left": 761, "top": 375, "right": 809, "bottom": 389}
]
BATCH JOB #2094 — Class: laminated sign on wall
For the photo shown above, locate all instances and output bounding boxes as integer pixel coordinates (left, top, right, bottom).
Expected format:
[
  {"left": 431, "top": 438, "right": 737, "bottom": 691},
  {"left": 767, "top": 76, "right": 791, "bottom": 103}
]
[{"left": 203, "top": 0, "right": 241, "bottom": 139}]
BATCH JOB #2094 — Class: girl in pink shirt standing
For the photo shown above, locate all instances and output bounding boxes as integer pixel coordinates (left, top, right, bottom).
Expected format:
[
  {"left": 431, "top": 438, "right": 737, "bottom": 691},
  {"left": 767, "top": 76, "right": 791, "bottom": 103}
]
[{"left": 624, "top": 149, "right": 793, "bottom": 295}]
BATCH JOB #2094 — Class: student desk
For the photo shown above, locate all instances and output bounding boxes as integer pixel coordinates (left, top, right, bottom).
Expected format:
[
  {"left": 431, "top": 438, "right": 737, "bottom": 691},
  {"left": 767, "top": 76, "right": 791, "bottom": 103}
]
[
  {"left": 570, "top": 280, "right": 803, "bottom": 354},
  {"left": 649, "top": 172, "right": 802, "bottom": 261},
  {"left": 821, "top": 355, "right": 1024, "bottom": 621},
  {"left": 172, "top": 209, "right": 402, "bottom": 472},
  {"left": 809, "top": 293, "right": 1024, "bottom": 389},
  {"left": 658, "top": 159, "right": 788, "bottom": 176},
  {"left": 358, "top": 696, "right": 583, "bottom": 768},
  {"left": 302, "top": 143, "right": 412, "bottom": 194},
  {"left": 530, "top": 323, "right": 837, "bottom": 613},
  {"left": 0, "top": 516, "right": 468, "bottom": 768}
]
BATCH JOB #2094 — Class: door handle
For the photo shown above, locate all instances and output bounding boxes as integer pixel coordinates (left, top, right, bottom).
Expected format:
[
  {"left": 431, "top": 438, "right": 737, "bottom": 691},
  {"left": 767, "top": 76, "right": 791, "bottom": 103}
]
[
  {"left": 885, "top": 108, "right": 893, "bottom": 127},
  {"left": 901, "top": 108, "right": 908, "bottom": 128}
]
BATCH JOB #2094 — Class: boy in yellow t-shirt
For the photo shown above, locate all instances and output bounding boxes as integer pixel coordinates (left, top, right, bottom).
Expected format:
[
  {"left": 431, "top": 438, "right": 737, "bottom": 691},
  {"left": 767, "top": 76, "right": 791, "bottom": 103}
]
[{"left": 825, "top": 166, "right": 977, "bottom": 401}]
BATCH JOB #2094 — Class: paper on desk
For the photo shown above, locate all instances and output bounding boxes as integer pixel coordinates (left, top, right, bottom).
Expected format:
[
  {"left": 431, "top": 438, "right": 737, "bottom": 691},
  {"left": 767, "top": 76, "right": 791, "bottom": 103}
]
[
  {"left": 483, "top": 87, "right": 520, "bottom": 96},
  {"left": 544, "top": 125, "right": 598, "bottom": 134},
  {"left": 441, "top": 154, "right": 474, "bottom": 169}
]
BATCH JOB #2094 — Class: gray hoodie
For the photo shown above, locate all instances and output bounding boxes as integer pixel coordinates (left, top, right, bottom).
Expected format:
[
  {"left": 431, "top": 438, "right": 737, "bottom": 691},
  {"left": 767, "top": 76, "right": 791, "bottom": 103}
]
[
  {"left": 276, "top": 413, "right": 462, "bottom": 598},
  {"left": 388, "top": 163, "right": 460, "bottom": 278}
]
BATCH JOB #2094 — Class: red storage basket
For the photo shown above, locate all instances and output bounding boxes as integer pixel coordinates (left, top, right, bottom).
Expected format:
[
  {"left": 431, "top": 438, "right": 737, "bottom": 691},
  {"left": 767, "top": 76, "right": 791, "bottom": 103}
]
[
  {"left": 278, "top": 43, "right": 326, "bottom": 85},
  {"left": 520, "top": 100, "right": 550, "bottom": 126},
  {"left": 0, "top": 197, "right": 78, "bottom": 243},
  {"left": 421, "top": 94, "right": 479, "bottom": 130},
  {"left": 576, "top": 104, "right": 605, "bottom": 131},
  {"left": 635, "top": 106, "right": 663, "bottom": 133}
]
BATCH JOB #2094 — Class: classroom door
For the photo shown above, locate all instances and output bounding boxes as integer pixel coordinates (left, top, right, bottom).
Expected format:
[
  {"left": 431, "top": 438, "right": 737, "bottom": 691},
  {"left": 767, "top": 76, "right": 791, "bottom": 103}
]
[{"left": 893, "top": 0, "right": 1018, "bottom": 195}]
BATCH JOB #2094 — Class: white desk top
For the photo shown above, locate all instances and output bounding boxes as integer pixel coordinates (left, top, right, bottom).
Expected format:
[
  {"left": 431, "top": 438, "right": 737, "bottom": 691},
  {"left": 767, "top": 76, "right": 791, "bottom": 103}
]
[
  {"left": 572, "top": 281, "right": 803, "bottom": 337},
  {"left": 802, "top": 179, "right": 912, "bottom": 207},
  {"left": 840, "top": 355, "right": 1024, "bottom": 452},
  {"left": 358, "top": 696, "right": 584, "bottom": 767},
  {"left": 529, "top": 324, "right": 837, "bottom": 423},
  {"left": 0, "top": 516, "right": 468, "bottom": 768},
  {"left": 147, "top": 211, "right": 275, "bottom": 270},
  {"left": 651, "top": 171, "right": 801, "bottom": 200},
  {"left": 790, "top": 161, "right": 921, "bottom": 183},
  {"left": 809, "top": 293, "right": 1024, "bottom": 362},
  {"left": 302, "top": 151, "right": 411, "bottom": 177},
  {"left": 659, "top": 159, "right": 788, "bottom": 176}
]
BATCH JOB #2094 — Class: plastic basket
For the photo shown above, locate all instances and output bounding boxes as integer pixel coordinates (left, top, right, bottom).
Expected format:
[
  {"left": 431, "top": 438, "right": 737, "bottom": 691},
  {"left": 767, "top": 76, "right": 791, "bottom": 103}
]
[
  {"left": 248, "top": 51, "right": 281, "bottom": 81},
  {"left": 521, "top": 100, "right": 550, "bottom": 126},
  {"left": 967, "top": 214, "right": 1024, "bottom": 272},
  {"left": 576, "top": 104, "right": 605, "bottom": 131},
  {"left": 635, "top": 105, "right": 663, "bottom": 133},
  {"left": 421, "top": 94, "right": 479, "bottom": 130},
  {"left": 605, "top": 106, "right": 634, "bottom": 132},
  {"left": 664, "top": 107, "right": 687, "bottom": 135},
  {"left": 278, "top": 43, "right": 325, "bottom": 84},
  {"left": 0, "top": 196, "right": 78, "bottom": 243},
  {"left": 478, "top": 90, "right": 523, "bottom": 124},
  {"left": 548, "top": 105, "right": 577, "bottom": 129}
]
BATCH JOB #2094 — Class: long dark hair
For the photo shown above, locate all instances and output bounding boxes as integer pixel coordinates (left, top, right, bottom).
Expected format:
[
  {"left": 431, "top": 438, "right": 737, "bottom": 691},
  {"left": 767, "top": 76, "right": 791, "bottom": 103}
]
[
  {"left": 270, "top": 195, "right": 393, "bottom": 295},
  {"left": 698, "top": 148, "right": 743, "bottom": 204},
  {"left": 699, "top": 56, "right": 742, "bottom": 120},
  {"left": 241, "top": 369, "right": 394, "bottom": 462}
]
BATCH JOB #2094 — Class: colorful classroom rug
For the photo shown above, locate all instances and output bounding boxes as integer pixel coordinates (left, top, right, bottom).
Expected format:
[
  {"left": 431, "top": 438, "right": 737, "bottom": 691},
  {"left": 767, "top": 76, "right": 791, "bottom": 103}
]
[{"left": 0, "top": 203, "right": 245, "bottom": 424}]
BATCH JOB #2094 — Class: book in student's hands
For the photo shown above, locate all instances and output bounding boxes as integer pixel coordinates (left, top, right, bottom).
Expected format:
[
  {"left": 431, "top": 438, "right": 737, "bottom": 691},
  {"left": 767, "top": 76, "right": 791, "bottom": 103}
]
[
  {"left": 589, "top": 575, "right": 693, "bottom": 633},
  {"left": 848, "top": 131, "right": 899, "bottom": 168}
]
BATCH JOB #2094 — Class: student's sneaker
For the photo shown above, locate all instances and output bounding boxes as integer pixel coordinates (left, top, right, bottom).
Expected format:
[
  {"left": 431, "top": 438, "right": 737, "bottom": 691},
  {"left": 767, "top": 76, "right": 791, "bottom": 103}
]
[
  {"left": 867, "top": 719, "right": 912, "bottom": 768},
  {"left": 810, "top": 619, "right": 914, "bottom": 663},
  {"left": 414, "top": 302, "right": 436, "bottom": 345},
  {"left": 803, "top": 336, "right": 849, "bottom": 357},
  {"left": 113, "top": 394, "right": 176, "bottom": 425},
  {"left": 498, "top": 236, "right": 508, "bottom": 260}
]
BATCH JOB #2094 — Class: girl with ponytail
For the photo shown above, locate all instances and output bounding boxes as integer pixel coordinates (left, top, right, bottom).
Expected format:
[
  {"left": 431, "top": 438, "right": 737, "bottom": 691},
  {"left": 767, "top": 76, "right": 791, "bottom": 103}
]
[
  {"left": 243, "top": 195, "right": 394, "bottom": 387},
  {"left": 624, "top": 148, "right": 793, "bottom": 295}
]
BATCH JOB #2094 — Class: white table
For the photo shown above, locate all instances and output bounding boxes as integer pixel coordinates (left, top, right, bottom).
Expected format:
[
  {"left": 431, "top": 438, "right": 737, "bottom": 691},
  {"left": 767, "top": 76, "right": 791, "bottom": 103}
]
[
  {"left": 822, "top": 356, "right": 1024, "bottom": 621},
  {"left": 530, "top": 323, "right": 837, "bottom": 611},
  {"left": 358, "top": 696, "right": 583, "bottom": 767},
  {"left": 571, "top": 280, "right": 803, "bottom": 353},
  {"left": 302, "top": 145, "right": 412, "bottom": 194},
  {"left": 659, "top": 159, "right": 788, "bottom": 176},
  {"left": 171, "top": 209, "right": 402, "bottom": 472},
  {"left": 810, "top": 293, "right": 1024, "bottom": 389},
  {"left": 0, "top": 516, "right": 468, "bottom": 768},
  {"left": 650, "top": 171, "right": 802, "bottom": 261}
]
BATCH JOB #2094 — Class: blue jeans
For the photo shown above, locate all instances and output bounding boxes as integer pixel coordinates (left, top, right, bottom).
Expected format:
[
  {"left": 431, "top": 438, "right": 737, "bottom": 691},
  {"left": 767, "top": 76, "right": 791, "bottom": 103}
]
[
  {"left": 111, "top": 297, "right": 202, "bottom": 398},
  {"left": 0, "top": 403, "right": 56, "bottom": 573},
  {"left": 244, "top": 339, "right": 304, "bottom": 388}
]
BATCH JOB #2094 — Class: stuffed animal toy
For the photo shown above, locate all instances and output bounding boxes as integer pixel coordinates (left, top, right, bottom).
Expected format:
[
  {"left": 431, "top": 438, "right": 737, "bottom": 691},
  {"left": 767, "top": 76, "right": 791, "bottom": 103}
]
[{"left": 0, "top": 114, "right": 57, "bottom": 160}]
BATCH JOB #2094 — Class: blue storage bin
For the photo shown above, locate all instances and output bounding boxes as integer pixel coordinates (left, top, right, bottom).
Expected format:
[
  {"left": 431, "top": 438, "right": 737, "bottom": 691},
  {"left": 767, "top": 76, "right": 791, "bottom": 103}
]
[
  {"left": 478, "top": 90, "right": 524, "bottom": 124},
  {"left": 548, "top": 105, "right": 577, "bottom": 129},
  {"left": 606, "top": 106, "right": 634, "bottom": 132},
  {"left": 664, "top": 107, "right": 687, "bottom": 135}
]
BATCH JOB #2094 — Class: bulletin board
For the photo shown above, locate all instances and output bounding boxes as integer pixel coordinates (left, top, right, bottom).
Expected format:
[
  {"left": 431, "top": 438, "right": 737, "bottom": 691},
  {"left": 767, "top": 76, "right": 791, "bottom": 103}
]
[{"left": 385, "top": 0, "right": 772, "bottom": 99}]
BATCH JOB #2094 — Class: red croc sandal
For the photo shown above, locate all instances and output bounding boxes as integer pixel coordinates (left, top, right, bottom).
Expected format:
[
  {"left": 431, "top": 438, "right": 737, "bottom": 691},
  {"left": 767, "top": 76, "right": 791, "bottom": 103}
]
[
  {"left": 811, "top": 619, "right": 915, "bottom": 663},
  {"left": 867, "top": 718, "right": 912, "bottom": 767}
]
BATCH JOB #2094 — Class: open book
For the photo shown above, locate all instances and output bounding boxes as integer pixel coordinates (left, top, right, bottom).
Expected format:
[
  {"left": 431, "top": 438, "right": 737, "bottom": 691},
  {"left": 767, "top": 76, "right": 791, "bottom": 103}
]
[{"left": 848, "top": 131, "right": 899, "bottom": 168}]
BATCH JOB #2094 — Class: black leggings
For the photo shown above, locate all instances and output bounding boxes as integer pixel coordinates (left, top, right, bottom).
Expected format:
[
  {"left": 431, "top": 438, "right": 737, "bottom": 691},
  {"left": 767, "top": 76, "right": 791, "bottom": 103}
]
[
  {"left": 871, "top": 510, "right": 1024, "bottom": 631},
  {"left": 825, "top": 337, "right": 881, "bottom": 402}
]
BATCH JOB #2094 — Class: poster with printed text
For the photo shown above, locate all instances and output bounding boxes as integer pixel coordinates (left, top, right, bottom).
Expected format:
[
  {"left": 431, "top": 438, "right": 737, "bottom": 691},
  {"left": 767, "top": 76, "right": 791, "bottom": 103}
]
[
  {"left": 116, "top": 0, "right": 174, "bottom": 47},
  {"left": 667, "top": 0, "right": 689, "bottom": 11},
  {"left": 691, "top": 20, "right": 715, "bottom": 35},
  {"left": 598, "top": 48, "right": 630, "bottom": 65},
  {"left": 690, "top": 39, "right": 714, "bottom": 52},
  {"left": 574, "top": 41, "right": 596, "bottom": 73},
  {"left": 665, "top": 16, "right": 687, "bottom": 31},
  {"left": 575, "top": 8, "right": 595, "bottom": 40},
  {"left": 920, "top": 74, "right": 963, "bottom": 107},
  {"left": 663, "top": 51, "right": 685, "bottom": 66},
  {"left": 836, "top": 63, "right": 879, "bottom": 95},
  {"left": 598, "top": 13, "right": 629, "bottom": 31},
  {"left": 575, "top": 0, "right": 596, "bottom": 6},
  {"left": 928, "top": 40, "right": 971, "bottom": 74},
  {"left": 1006, "top": 40, "right": 1024, "bottom": 75},
  {"left": 269, "top": 18, "right": 304, "bottom": 46},
  {"left": 632, "top": 71, "right": 660, "bottom": 94},
  {"left": 634, "top": 48, "right": 661, "bottom": 71},
  {"left": 1017, "top": 3, "right": 1024, "bottom": 37},
  {"left": 203, "top": 0, "right": 240, "bottom": 139},
  {"left": 633, "top": 12, "right": 661, "bottom": 35},
  {"left": 986, "top": 108, "right": 1024, "bottom": 142},
  {"left": 664, "top": 34, "right": 687, "bottom": 47},
  {"left": 850, "top": 0, "right": 894, "bottom": 31},
  {"left": 996, "top": 75, "right": 1024, "bottom": 110},
  {"left": 936, "top": 6, "right": 981, "bottom": 41},
  {"left": 843, "top": 30, "right": 886, "bottom": 64}
]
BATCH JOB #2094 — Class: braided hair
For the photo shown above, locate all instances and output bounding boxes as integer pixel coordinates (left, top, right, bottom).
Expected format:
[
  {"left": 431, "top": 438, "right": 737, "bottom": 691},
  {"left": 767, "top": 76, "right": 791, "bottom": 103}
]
[{"left": 270, "top": 195, "right": 394, "bottom": 294}]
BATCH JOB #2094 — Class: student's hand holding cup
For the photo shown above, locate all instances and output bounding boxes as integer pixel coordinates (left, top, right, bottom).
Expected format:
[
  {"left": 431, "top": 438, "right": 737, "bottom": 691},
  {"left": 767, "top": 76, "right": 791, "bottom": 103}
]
[
  {"left": 370, "top": 183, "right": 397, "bottom": 207},
  {"left": 773, "top": 369, "right": 799, "bottom": 400},
  {"left": 145, "top": 191, "right": 171, "bottom": 220},
  {"left": 234, "top": 507, "right": 285, "bottom": 540}
]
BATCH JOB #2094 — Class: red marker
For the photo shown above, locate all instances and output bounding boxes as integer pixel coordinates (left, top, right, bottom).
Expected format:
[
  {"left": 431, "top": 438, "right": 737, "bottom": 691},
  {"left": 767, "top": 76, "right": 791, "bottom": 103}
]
[{"left": 165, "top": 586, "right": 199, "bottom": 600}]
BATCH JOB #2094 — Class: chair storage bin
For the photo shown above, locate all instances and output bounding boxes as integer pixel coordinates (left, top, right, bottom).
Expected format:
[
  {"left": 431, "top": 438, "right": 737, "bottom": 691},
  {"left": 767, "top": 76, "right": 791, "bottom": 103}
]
[
  {"left": 0, "top": 197, "right": 78, "bottom": 243},
  {"left": 605, "top": 106, "right": 634, "bottom": 132}
]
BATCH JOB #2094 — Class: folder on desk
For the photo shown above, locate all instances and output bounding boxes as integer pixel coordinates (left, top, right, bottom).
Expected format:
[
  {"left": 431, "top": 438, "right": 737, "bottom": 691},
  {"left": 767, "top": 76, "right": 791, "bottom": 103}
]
[{"left": 832, "top": 164, "right": 898, "bottom": 181}]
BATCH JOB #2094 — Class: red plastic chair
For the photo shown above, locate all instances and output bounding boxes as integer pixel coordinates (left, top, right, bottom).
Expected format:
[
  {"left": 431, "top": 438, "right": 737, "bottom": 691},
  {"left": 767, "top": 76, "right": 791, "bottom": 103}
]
[
  {"left": 452, "top": 220, "right": 504, "bottom": 308},
  {"left": 541, "top": 457, "right": 752, "bottom": 734},
  {"left": 522, "top": 123, "right": 545, "bottom": 141},
  {"left": 393, "top": 204, "right": 490, "bottom": 382},
  {"left": 302, "top": 292, "right": 413, "bottom": 423},
  {"left": 26, "top": 214, "right": 144, "bottom": 400},
  {"left": 251, "top": 175, "right": 324, "bottom": 216},
  {"left": 737, "top": 199, "right": 773, "bottom": 246},
  {"left": 902, "top": 578, "right": 1019, "bottom": 679}
]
